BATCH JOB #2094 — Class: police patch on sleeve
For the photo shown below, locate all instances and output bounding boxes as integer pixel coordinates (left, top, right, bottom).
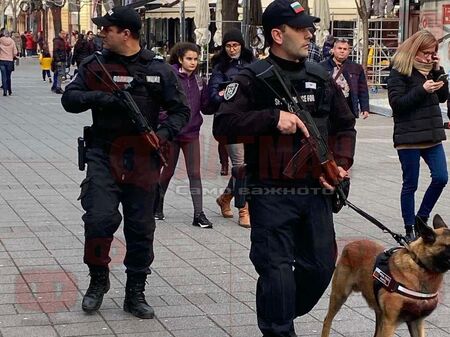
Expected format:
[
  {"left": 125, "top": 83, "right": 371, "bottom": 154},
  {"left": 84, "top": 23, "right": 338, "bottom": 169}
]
[{"left": 224, "top": 83, "right": 239, "bottom": 101}]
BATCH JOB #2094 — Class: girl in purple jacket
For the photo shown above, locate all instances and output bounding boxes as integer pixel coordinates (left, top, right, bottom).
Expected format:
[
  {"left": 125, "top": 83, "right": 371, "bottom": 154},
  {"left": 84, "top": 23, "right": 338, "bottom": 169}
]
[{"left": 154, "top": 42, "right": 213, "bottom": 228}]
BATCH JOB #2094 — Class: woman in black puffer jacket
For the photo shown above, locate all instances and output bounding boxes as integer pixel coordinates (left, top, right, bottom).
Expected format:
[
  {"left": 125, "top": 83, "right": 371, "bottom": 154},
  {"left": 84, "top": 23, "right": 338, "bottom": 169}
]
[{"left": 387, "top": 30, "right": 448, "bottom": 242}]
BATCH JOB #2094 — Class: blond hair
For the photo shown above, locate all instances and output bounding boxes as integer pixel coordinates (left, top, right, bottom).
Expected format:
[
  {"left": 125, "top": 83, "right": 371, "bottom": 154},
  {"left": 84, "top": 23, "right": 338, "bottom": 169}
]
[{"left": 391, "top": 30, "right": 437, "bottom": 76}]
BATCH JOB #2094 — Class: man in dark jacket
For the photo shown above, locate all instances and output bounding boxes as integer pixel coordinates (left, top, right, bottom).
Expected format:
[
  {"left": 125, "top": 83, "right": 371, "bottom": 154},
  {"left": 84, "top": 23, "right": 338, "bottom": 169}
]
[
  {"left": 51, "top": 30, "right": 68, "bottom": 94},
  {"left": 320, "top": 38, "right": 370, "bottom": 119},
  {"left": 61, "top": 6, "right": 190, "bottom": 319},
  {"left": 214, "top": 1, "right": 356, "bottom": 336}
]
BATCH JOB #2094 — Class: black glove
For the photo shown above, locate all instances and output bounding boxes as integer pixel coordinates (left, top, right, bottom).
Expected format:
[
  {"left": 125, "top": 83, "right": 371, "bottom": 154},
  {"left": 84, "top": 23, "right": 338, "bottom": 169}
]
[{"left": 84, "top": 91, "right": 122, "bottom": 109}]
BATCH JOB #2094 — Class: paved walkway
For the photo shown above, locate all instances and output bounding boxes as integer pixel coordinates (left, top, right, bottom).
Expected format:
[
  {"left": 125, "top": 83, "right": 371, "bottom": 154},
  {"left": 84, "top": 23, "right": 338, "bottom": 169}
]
[{"left": 0, "top": 58, "right": 450, "bottom": 337}]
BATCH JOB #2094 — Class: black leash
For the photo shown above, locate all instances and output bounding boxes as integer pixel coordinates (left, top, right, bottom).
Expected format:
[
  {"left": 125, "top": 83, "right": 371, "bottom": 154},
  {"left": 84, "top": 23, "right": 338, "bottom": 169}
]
[{"left": 344, "top": 199, "right": 408, "bottom": 247}]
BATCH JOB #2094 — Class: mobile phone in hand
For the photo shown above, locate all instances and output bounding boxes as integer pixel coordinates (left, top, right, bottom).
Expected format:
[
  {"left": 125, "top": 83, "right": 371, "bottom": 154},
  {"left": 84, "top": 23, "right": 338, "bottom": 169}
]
[{"left": 437, "top": 73, "right": 448, "bottom": 82}]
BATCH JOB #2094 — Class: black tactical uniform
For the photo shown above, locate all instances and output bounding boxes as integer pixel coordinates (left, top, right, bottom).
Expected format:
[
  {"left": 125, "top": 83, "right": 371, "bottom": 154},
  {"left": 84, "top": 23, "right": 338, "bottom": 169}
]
[
  {"left": 215, "top": 52, "right": 356, "bottom": 337},
  {"left": 214, "top": 2, "right": 356, "bottom": 335},
  {"left": 61, "top": 6, "right": 190, "bottom": 319}
]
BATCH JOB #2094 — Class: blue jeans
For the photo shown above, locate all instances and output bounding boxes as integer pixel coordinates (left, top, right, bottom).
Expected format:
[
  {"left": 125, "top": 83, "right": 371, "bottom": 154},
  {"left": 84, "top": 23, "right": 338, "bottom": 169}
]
[
  {"left": 398, "top": 144, "right": 448, "bottom": 227},
  {"left": 0, "top": 60, "right": 14, "bottom": 94}
]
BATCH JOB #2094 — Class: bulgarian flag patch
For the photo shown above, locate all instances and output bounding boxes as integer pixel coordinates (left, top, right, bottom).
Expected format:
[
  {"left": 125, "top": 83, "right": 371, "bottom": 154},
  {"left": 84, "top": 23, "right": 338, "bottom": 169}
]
[{"left": 290, "top": 1, "right": 304, "bottom": 14}]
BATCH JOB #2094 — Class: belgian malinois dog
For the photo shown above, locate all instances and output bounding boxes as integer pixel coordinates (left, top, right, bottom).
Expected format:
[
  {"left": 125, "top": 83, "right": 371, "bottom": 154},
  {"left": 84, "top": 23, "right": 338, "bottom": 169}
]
[{"left": 321, "top": 214, "right": 450, "bottom": 337}]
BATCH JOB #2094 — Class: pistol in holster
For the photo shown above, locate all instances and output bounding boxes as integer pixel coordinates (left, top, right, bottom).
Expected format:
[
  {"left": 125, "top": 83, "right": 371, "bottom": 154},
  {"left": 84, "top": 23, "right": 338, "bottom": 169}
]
[
  {"left": 232, "top": 164, "right": 247, "bottom": 208},
  {"left": 77, "top": 126, "right": 92, "bottom": 171}
]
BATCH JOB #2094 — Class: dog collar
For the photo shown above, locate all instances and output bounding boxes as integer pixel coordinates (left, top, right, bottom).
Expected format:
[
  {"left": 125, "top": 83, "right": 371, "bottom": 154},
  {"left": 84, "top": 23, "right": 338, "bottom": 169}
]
[{"left": 373, "top": 248, "right": 439, "bottom": 301}]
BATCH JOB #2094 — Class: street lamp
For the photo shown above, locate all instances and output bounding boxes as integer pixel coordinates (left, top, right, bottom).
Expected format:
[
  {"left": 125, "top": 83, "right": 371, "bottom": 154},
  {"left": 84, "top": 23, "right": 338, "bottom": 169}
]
[{"left": 179, "top": 0, "right": 185, "bottom": 41}]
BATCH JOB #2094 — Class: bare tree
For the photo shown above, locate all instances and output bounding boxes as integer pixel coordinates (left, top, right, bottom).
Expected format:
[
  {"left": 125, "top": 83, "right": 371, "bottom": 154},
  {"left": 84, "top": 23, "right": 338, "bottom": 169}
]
[
  {"left": 355, "top": 0, "right": 369, "bottom": 71},
  {"left": 50, "top": 6, "right": 62, "bottom": 35}
]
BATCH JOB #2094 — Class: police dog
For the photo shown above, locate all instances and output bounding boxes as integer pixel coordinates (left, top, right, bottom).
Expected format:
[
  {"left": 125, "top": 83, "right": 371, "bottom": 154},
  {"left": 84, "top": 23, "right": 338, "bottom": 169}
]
[{"left": 321, "top": 215, "right": 450, "bottom": 337}]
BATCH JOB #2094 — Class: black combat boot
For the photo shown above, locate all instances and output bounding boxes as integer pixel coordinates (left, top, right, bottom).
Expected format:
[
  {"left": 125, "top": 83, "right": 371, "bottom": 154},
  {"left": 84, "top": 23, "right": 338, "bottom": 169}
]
[
  {"left": 82, "top": 267, "right": 110, "bottom": 313},
  {"left": 123, "top": 274, "right": 155, "bottom": 319}
]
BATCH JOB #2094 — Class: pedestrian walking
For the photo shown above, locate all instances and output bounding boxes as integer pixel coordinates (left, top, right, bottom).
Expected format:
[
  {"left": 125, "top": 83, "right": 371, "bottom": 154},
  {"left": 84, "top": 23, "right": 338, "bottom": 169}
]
[
  {"left": 209, "top": 28, "right": 255, "bottom": 228},
  {"left": 61, "top": 6, "right": 189, "bottom": 319},
  {"left": 0, "top": 30, "right": 18, "bottom": 96},
  {"left": 51, "top": 30, "right": 68, "bottom": 94},
  {"left": 39, "top": 48, "right": 52, "bottom": 82},
  {"left": 320, "top": 38, "right": 370, "bottom": 119},
  {"left": 213, "top": 0, "right": 356, "bottom": 335},
  {"left": 154, "top": 42, "right": 213, "bottom": 228},
  {"left": 387, "top": 30, "right": 448, "bottom": 242},
  {"left": 24, "top": 31, "right": 33, "bottom": 56}
]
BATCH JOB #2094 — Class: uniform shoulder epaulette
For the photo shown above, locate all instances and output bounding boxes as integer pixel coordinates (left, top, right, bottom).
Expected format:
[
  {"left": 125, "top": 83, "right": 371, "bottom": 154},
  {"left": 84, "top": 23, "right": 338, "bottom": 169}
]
[
  {"left": 305, "top": 61, "right": 329, "bottom": 81},
  {"left": 137, "top": 49, "right": 159, "bottom": 65},
  {"left": 245, "top": 59, "right": 272, "bottom": 77}
]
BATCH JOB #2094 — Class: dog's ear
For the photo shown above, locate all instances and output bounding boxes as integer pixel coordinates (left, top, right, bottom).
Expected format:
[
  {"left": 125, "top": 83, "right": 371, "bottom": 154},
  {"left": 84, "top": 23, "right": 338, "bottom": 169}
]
[
  {"left": 416, "top": 219, "right": 436, "bottom": 244},
  {"left": 433, "top": 214, "right": 448, "bottom": 229}
]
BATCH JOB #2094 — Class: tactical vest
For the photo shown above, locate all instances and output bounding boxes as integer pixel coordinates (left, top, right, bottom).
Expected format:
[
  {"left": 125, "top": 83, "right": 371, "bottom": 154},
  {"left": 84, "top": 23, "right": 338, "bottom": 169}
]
[
  {"left": 82, "top": 49, "right": 167, "bottom": 140},
  {"left": 242, "top": 58, "right": 333, "bottom": 184}
]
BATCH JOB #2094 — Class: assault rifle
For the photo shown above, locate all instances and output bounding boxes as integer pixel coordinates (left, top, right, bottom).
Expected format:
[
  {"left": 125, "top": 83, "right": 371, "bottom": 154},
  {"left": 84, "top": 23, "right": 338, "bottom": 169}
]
[
  {"left": 257, "top": 60, "right": 347, "bottom": 208},
  {"left": 92, "top": 53, "right": 167, "bottom": 167}
]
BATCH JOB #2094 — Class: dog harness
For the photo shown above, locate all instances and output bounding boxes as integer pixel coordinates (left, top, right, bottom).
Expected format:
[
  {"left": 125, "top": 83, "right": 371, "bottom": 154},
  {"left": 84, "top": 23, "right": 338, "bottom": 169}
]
[{"left": 372, "top": 247, "right": 439, "bottom": 302}]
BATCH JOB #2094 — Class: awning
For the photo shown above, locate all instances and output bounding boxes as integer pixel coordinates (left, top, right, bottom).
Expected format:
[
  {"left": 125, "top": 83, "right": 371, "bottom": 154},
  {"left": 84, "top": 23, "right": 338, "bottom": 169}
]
[
  {"left": 145, "top": 0, "right": 197, "bottom": 19},
  {"left": 145, "top": 0, "right": 273, "bottom": 20}
]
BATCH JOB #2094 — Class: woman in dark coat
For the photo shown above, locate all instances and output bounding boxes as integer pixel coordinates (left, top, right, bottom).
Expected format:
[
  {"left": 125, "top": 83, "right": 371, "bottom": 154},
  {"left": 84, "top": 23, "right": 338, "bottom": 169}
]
[
  {"left": 387, "top": 30, "right": 448, "bottom": 241},
  {"left": 208, "top": 28, "right": 255, "bottom": 228}
]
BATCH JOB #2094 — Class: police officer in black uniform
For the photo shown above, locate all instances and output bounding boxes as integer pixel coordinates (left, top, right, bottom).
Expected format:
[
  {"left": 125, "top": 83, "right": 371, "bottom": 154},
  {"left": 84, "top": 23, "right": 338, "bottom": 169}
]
[
  {"left": 61, "top": 6, "right": 190, "bottom": 318},
  {"left": 214, "top": 1, "right": 357, "bottom": 336}
]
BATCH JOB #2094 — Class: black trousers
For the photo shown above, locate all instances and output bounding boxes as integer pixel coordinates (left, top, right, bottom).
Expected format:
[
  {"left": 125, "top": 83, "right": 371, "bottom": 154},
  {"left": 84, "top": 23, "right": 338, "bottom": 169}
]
[
  {"left": 79, "top": 146, "right": 160, "bottom": 275},
  {"left": 248, "top": 191, "right": 337, "bottom": 337}
]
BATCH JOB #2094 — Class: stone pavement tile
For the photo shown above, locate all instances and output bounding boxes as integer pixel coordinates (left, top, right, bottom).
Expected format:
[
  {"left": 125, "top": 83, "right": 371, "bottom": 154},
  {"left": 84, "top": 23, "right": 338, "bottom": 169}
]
[
  {"left": 154, "top": 304, "right": 204, "bottom": 318},
  {"left": 14, "top": 257, "right": 57, "bottom": 267},
  {"left": 54, "top": 321, "right": 112, "bottom": 336},
  {"left": 48, "top": 310, "right": 103, "bottom": 324},
  {"left": 325, "top": 317, "right": 376, "bottom": 335},
  {"left": 0, "top": 238, "right": 45, "bottom": 251},
  {"left": 1, "top": 325, "right": 58, "bottom": 337},
  {"left": 206, "top": 292, "right": 240, "bottom": 304},
  {"left": 183, "top": 293, "right": 216, "bottom": 306},
  {"left": 223, "top": 325, "right": 262, "bottom": 337},
  {"left": 0, "top": 305, "right": 15, "bottom": 315},
  {"left": 210, "top": 312, "right": 256, "bottom": 327},
  {"left": 117, "top": 333, "right": 172, "bottom": 337},
  {"left": 196, "top": 302, "right": 254, "bottom": 315},
  {"left": 154, "top": 266, "right": 201, "bottom": 278},
  {"left": 184, "top": 257, "right": 231, "bottom": 268},
  {"left": 160, "top": 315, "right": 216, "bottom": 330},
  {"left": 0, "top": 313, "right": 49, "bottom": 327},
  {"left": 99, "top": 308, "right": 137, "bottom": 321},
  {"left": 108, "top": 319, "right": 166, "bottom": 334},
  {"left": 160, "top": 294, "right": 191, "bottom": 306},
  {"left": 174, "top": 283, "right": 224, "bottom": 295},
  {"left": 171, "top": 326, "right": 229, "bottom": 337},
  {"left": 163, "top": 274, "right": 211, "bottom": 287}
]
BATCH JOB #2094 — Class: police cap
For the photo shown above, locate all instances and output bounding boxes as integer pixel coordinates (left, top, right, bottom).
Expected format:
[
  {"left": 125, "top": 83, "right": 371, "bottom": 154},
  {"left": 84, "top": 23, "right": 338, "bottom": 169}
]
[
  {"left": 262, "top": 0, "right": 320, "bottom": 31},
  {"left": 92, "top": 6, "right": 141, "bottom": 32}
]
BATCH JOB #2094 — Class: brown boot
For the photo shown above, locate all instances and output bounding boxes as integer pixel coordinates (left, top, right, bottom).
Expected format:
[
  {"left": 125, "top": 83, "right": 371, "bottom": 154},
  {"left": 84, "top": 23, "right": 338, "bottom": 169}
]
[
  {"left": 238, "top": 203, "right": 250, "bottom": 228},
  {"left": 216, "top": 192, "right": 233, "bottom": 218}
]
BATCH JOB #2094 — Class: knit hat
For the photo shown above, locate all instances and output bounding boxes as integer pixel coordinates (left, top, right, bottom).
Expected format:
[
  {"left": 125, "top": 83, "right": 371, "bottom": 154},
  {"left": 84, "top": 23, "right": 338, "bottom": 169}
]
[{"left": 222, "top": 28, "right": 245, "bottom": 46}]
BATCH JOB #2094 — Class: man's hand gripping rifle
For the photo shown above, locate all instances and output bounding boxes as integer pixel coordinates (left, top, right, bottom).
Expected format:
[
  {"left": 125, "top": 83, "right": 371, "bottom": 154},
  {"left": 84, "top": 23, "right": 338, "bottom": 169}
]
[{"left": 93, "top": 54, "right": 167, "bottom": 167}]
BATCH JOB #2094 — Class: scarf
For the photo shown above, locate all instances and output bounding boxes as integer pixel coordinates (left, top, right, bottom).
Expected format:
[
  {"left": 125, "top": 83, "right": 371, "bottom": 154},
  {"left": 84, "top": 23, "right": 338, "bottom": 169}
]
[{"left": 413, "top": 60, "right": 433, "bottom": 76}]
